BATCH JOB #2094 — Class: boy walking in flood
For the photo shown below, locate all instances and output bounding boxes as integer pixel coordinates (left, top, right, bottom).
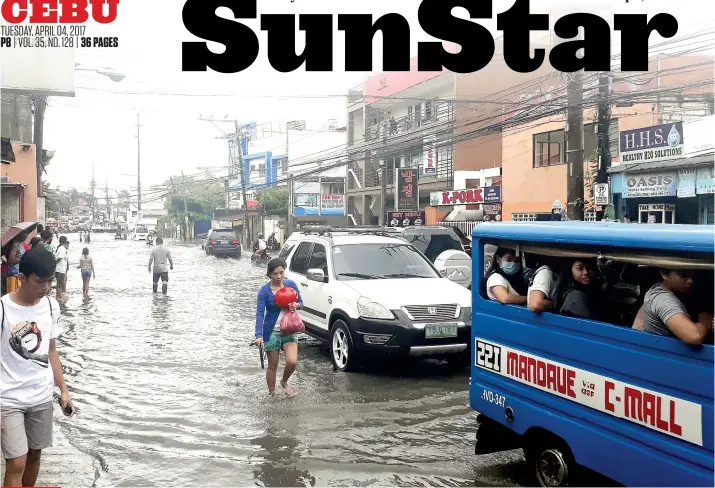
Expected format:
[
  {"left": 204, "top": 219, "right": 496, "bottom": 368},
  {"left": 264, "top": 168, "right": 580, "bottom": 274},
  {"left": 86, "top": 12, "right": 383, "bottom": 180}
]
[
  {"left": 148, "top": 237, "right": 173, "bottom": 295},
  {"left": 1, "top": 247, "right": 76, "bottom": 487}
]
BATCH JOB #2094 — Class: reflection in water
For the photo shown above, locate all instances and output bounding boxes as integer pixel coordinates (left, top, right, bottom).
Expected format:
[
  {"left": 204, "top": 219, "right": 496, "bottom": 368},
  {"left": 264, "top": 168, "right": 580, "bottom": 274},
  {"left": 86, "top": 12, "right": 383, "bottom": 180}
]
[
  {"left": 251, "top": 428, "right": 316, "bottom": 487},
  {"left": 37, "top": 234, "right": 525, "bottom": 488}
]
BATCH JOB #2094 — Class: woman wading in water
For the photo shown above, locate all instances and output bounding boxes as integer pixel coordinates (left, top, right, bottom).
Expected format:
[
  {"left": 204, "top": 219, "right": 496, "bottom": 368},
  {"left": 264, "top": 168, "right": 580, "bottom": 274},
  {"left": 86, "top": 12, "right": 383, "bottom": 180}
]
[
  {"left": 77, "top": 247, "right": 95, "bottom": 296},
  {"left": 255, "top": 258, "right": 303, "bottom": 397}
]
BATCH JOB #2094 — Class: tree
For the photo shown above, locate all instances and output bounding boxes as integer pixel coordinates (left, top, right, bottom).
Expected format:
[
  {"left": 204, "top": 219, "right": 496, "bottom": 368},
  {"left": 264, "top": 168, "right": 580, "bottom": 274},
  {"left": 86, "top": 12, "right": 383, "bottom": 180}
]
[{"left": 257, "top": 188, "right": 289, "bottom": 217}]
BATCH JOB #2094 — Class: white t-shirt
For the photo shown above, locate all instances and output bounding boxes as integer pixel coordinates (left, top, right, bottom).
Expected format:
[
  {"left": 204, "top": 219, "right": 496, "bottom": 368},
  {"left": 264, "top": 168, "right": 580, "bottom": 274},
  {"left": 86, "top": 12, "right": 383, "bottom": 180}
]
[
  {"left": 527, "top": 266, "right": 555, "bottom": 309},
  {"left": 258, "top": 239, "right": 267, "bottom": 251},
  {"left": 486, "top": 273, "right": 521, "bottom": 301},
  {"left": 55, "top": 245, "right": 68, "bottom": 275},
  {"left": 0, "top": 295, "right": 63, "bottom": 408}
]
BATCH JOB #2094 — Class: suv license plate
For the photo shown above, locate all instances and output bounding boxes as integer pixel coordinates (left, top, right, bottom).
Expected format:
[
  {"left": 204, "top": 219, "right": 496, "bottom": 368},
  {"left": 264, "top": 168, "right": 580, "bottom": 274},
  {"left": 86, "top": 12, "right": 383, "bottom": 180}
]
[{"left": 425, "top": 323, "right": 458, "bottom": 339}]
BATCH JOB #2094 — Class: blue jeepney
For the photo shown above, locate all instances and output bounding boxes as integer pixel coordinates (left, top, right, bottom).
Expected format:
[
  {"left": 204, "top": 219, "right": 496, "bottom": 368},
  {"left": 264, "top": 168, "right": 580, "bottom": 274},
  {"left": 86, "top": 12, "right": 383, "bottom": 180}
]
[{"left": 470, "top": 222, "right": 714, "bottom": 486}]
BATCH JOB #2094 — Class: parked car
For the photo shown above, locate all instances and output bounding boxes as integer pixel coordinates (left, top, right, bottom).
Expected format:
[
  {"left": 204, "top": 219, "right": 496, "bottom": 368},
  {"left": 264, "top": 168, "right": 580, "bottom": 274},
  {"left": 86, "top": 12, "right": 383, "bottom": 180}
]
[
  {"left": 280, "top": 227, "right": 472, "bottom": 372},
  {"left": 203, "top": 228, "right": 241, "bottom": 258},
  {"left": 389, "top": 226, "right": 472, "bottom": 289}
]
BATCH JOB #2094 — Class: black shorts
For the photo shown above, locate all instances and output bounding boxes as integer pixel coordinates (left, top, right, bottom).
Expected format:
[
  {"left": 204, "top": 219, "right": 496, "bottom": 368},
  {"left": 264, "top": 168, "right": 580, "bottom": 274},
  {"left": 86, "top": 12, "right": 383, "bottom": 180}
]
[
  {"left": 55, "top": 272, "right": 67, "bottom": 289},
  {"left": 152, "top": 272, "right": 169, "bottom": 284}
]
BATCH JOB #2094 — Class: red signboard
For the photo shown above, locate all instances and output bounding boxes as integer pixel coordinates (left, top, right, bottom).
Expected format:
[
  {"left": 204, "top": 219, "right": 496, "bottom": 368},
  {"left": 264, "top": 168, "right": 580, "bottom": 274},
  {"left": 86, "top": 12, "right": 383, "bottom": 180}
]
[
  {"left": 364, "top": 56, "right": 447, "bottom": 104},
  {"left": 396, "top": 169, "right": 418, "bottom": 211},
  {"left": 436, "top": 189, "right": 483, "bottom": 206}
]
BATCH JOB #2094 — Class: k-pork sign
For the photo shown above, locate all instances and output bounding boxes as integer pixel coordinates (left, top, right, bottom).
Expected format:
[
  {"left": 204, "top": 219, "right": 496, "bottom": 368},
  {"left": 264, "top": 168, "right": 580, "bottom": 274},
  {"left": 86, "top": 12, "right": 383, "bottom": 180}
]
[
  {"left": 474, "top": 338, "right": 703, "bottom": 446},
  {"left": 620, "top": 122, "right": 684, "bottom": 164},
  {"left": 430, "top": 186, "right": 501, "bottom": 206}
]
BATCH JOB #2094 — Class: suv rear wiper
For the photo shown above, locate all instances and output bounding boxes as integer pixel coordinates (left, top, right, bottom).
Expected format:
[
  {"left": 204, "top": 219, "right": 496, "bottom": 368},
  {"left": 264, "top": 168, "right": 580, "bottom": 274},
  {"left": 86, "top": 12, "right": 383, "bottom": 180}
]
[
  {"left": 337, "top": 272, "right": 384, "bottom": 279},
  {"left": 382, "top": 273, "right": 429, "bottom": 278}
]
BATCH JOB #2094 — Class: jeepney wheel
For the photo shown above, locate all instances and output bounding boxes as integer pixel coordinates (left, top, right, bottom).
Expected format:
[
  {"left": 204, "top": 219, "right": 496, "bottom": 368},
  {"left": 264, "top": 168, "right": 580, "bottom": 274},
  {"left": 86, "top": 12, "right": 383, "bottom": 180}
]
[{"left": 527, "top": 443, "right": 575, "bottom": 487}]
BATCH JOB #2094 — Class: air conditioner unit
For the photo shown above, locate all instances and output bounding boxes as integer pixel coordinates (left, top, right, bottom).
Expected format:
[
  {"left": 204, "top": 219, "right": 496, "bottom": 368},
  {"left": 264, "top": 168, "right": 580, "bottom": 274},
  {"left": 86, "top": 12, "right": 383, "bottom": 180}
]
[{"left": 1, "top": 176, "right": 9, "bottom": 183}]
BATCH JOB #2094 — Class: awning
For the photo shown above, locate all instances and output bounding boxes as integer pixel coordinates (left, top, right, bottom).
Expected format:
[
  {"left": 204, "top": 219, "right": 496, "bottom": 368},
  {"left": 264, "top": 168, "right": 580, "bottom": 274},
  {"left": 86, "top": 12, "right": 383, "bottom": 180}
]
[
  {"left": 1, "top": 137, "right": 15, "bottom": 164},
  {"left": 444, "top": 207, "right": 483, "bottom": 222},
  {"left": 607, "top": 153, "right": 714, "bottom": 174}
]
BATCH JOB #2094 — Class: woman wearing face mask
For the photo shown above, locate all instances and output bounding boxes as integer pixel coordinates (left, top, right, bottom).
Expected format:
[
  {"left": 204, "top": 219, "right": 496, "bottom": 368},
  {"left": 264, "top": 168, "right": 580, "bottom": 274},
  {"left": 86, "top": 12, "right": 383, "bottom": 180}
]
[
  {"left": 552, "top": 259, "right": 604, "bottom": 321},
  {"left": 485, "top": 248, "right": 528, "bottom": 305}
]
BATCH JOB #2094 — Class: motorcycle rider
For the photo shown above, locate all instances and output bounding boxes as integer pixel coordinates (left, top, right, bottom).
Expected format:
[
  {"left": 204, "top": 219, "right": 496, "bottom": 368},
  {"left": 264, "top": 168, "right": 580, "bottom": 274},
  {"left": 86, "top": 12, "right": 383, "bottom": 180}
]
[{"left": 253, "top": 234, "right": 268, "bottom": 260}]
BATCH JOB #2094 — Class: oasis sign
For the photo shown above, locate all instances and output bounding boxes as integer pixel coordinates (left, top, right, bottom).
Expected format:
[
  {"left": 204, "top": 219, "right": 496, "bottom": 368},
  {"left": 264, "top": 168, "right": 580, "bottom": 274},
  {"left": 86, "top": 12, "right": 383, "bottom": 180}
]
[{"left": 622, "top": 172, "right": 677, "bottom": 198}]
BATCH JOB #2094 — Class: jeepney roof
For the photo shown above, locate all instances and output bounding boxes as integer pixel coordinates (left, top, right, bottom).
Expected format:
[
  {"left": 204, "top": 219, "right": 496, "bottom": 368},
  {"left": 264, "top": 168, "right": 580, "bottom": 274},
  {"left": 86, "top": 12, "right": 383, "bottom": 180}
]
[{"left": 472, "top": 221, "right": 714, "bottom": 253}]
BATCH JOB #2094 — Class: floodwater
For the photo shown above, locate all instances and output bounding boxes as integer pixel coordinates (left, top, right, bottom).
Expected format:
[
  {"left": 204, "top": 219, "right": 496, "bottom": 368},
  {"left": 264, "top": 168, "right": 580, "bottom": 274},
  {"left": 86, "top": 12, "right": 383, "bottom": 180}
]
[{"left": 28, "top": 234, "right": 527, "bottom": 487}]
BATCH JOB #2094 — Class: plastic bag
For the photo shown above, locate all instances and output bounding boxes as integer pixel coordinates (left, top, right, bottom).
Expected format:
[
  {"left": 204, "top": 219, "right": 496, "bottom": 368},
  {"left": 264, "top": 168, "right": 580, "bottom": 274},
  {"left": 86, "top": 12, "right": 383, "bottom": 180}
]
[{"left": 280, "top": 310, "right": 305, "bottom": 335}]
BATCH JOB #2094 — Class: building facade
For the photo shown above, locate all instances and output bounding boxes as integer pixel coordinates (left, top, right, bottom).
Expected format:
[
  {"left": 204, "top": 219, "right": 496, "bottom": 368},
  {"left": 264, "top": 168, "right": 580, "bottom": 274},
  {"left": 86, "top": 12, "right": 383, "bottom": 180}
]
[
  {"left": 1, "top": 143, "right": 37, "bottom": 233},
  {"left": 345, "top": 59, "right": 457, "bottom": 226}
]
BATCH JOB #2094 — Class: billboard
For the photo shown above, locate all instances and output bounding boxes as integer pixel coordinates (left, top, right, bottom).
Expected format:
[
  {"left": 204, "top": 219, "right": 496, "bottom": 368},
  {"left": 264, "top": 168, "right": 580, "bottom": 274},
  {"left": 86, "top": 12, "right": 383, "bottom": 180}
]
[{"left": 0, "top": 23, "right": 75, "bottom": 96}]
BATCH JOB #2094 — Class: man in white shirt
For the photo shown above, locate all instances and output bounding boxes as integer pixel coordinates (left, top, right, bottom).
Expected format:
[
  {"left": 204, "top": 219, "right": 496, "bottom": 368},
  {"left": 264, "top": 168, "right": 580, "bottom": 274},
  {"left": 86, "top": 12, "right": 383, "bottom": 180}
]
[
  {"left": 148, "top": 237, "right": 173, "bottom": 295},
  {"left": 1, "top": 247, "right": 75, "bottom": 487},
  {"left": 54, "top": 236, "right": 69, "bottom": 300},
  {"left": 527, "top": 265, "right": 555, "bottom": 313}
]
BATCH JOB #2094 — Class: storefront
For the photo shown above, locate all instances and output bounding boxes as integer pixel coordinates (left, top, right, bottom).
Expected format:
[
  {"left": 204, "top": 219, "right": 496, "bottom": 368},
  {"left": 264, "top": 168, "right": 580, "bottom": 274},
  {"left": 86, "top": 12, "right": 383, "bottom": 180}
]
[{"left": 608, "top": 154, "right": 714, "bottom": 225}]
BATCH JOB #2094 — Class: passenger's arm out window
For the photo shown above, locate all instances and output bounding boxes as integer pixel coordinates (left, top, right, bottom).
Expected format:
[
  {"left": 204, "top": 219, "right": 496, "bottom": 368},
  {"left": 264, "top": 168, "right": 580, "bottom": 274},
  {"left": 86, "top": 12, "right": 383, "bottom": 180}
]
[
  {"left": 652, "top": 294, "right": 711, "bottom": 345},
  {"left": 528, "top": 268, "right": 553, "bottom": 313}
]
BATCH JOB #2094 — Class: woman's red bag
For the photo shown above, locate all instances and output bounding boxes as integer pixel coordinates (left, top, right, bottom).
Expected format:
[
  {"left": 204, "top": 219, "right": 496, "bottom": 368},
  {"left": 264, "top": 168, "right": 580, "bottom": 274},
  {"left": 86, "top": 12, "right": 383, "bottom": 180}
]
[
  {"left": 280, "top": 310, "right": 305, "bottom": 335},
  {"left": 274, "top": 286, "right": 298, "bottom": 309}
]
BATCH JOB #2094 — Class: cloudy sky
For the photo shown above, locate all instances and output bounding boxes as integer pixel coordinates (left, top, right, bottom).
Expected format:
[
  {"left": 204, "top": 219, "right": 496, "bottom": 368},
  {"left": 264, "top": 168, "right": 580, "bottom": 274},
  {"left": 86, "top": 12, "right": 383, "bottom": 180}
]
[{"left": 41, "top": 0, "right": 708, "bottom": 197}]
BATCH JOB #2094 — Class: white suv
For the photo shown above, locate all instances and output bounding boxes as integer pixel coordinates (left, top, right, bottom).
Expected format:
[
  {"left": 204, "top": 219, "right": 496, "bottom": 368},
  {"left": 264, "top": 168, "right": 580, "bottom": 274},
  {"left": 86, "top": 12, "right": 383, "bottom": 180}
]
[{"left": 279, "top": 228, "right": 472, "bottom": 372}]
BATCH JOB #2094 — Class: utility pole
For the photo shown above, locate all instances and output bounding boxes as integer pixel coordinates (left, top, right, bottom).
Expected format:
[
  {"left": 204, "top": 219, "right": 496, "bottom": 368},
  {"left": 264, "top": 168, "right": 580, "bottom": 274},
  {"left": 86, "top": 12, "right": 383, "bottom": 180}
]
[
  {"left": 181, "top": 171, "right": 188, "bottom": 240},
  {"left": 90, "top": 164, "right": 96, "bottom": 221},
  {"left": 379, "top": 159, "right": 387, "bottom": 226},
  {"left": 287, "top": 173, "right": 295, "bottom": 235},
  {"left": 169, "top": 177, "right": 175, "bottom": 238},
  {"left": 136, "top": 112, "right": 142, "bottom": 212},
  {"left": 234, "top": 121, "right": 251, "bottom": 245},
  {"left": 595, "top": 72, "right": 612, "bottom": 222},
  {"left": 566, "top": 71, "right": 585, "bottom": 221},
  {"left": 104, "top": 179, "right": 111, "bottom": 223}
]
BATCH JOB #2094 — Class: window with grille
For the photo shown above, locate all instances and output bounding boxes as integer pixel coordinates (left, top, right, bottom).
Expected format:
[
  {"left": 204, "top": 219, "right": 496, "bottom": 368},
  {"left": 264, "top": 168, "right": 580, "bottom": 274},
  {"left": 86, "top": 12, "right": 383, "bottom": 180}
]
[
  {"left": 533, "top": 130, "right": 565, "bottom": 167},
  {"left": 512, "top": 213, "right": 537, "bottom": 222}
]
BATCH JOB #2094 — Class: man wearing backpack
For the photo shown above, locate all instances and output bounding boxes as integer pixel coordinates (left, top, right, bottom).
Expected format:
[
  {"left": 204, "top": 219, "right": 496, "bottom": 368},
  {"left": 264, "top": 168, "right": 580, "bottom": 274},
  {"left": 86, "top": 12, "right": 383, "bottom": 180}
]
[{"left": 0, "top": 247, "right": 75, "bottom": 487}]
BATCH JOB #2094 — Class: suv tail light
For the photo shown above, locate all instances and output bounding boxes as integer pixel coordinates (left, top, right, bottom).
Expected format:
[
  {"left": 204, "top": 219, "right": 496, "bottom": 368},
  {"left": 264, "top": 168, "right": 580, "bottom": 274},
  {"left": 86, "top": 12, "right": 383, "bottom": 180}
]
[
  {"left": 208, "top": 239, "right": 217, "bottom": 244},
  {"left": 232, "top": 239, "right": 240, "bottom": 244}
]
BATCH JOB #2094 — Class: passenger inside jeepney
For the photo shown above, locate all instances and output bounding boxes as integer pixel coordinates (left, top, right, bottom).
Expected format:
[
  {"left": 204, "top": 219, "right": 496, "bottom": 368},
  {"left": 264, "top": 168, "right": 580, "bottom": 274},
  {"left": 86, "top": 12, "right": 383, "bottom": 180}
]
[
  {"left": 550, "top": 259, "right": 606, "bottom": 322},
  {"left": 634, "top": 268, "right": 714, "bottom": 346},
  {"left": 485, "top": 248, "right": 527, "bottom": 305}
]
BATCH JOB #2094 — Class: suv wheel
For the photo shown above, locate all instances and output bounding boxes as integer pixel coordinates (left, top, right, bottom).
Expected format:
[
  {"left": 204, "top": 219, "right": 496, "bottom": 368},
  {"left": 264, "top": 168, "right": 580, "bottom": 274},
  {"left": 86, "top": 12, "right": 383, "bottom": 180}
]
[{"left": 330, "top": 320, "right": 357, "bottom": 372}]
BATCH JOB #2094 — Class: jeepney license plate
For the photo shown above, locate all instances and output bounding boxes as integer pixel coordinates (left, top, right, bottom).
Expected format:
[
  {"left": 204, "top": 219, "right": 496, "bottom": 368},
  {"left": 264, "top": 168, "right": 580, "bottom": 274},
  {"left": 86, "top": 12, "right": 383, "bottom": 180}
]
[{"left": 425, "top": 323, "right": 458, "bottom": 339}]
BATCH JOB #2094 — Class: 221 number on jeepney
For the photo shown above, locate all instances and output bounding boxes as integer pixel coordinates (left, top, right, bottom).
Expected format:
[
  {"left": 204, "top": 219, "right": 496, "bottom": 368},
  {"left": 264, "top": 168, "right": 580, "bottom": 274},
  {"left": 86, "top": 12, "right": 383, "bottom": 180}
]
[{"left": 476, "top": 340, "right": 502, "bottom": 372}]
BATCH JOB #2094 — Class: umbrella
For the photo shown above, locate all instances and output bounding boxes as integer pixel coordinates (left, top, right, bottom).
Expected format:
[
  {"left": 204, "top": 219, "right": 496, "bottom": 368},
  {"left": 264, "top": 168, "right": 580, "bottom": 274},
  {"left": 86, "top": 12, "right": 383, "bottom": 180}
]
[{"left": 1, "top": 222, "right": 38, "bottom": 256}]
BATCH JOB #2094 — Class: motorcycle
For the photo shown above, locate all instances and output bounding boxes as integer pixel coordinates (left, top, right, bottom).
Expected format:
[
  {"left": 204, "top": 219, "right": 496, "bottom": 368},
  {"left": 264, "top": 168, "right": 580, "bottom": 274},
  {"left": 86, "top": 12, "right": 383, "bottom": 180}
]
[
  {"left": 266, "top": 233, "right": 281, "bottom": 251},
  {"left": 251, "top": 248, "right": 271, "bottom": 265}
]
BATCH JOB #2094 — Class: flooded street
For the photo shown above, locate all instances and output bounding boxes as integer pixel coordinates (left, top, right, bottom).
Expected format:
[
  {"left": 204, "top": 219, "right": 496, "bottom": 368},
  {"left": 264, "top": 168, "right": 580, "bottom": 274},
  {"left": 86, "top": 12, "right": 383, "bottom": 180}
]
[{"left": 39, "top": 233, "right": 526, "bottom": 487}]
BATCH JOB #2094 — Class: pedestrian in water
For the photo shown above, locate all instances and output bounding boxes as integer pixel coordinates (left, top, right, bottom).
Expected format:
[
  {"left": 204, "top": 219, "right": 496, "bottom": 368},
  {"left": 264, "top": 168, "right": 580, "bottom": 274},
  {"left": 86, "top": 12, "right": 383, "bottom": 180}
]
[
  {"left": 4, "top": 232, "right": 29, "bottom": 294},
  {"left": 39, "top": 230, "right": 54, "bottom": 253},
  {"left": 148, "top": 237, "right": 173, "bottom": 294},
  {"left": 54, "top": 236, "right": 69, "bottom": 301},
  {"left": 77, "top": 247, "right": 95, "bottom": 297},
  {"left": 0, "top": 247, "right": 76, "bottom": 487},
  {"left": 255, "top": 258, "right": 302, "bottom": 397}
]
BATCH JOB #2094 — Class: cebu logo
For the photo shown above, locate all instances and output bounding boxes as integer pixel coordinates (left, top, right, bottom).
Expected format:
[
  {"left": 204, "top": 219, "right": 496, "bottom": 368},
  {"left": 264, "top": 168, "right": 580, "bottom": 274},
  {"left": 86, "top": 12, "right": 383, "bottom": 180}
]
[{"left": 0, "top": 0, "right": 119, "bottom": 24}]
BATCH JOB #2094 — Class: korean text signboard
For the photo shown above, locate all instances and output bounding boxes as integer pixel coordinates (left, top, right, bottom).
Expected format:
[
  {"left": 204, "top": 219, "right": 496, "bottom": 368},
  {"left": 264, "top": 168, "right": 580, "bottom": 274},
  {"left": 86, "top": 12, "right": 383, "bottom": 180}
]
[
  {"left": 396, "top": 169, "right": 418, "bottom": 211},
  {"left": 387, "top": 211, "right": 425, "bottom": 227},
  {"left": 622, "top": 172, "right": 677, "bottom": 198},
  {"left": 620, "top": 122, "right": 684, "bottom": 164},
  {"left": 475, "top": 338, "right": 703, "bottom": 446}
]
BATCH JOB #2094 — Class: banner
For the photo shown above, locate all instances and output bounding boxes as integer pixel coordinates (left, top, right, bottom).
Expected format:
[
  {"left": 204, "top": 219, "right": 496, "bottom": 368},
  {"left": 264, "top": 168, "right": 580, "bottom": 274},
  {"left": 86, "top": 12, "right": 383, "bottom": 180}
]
[
  {"left": 620, "top": 122, "right": 684, "bottom": 164},
  {"left": 396, "top": 169, "right": 418, "bottom": 211},
  {"left": 422, "top": 134, "right": 437, "bottom": 175},
  {"left": 622, "top": 172, "right": 677, "bottom": 198},
  {"left": 483, "top": 203, "right": 502, "bottom": 222}
]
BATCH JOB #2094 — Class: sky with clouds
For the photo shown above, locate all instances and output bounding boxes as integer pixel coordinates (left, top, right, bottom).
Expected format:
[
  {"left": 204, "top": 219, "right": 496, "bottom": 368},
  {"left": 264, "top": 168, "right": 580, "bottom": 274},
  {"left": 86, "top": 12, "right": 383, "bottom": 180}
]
[{"left": 40, "top": 0, "right": 709, "bottom": 197}]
